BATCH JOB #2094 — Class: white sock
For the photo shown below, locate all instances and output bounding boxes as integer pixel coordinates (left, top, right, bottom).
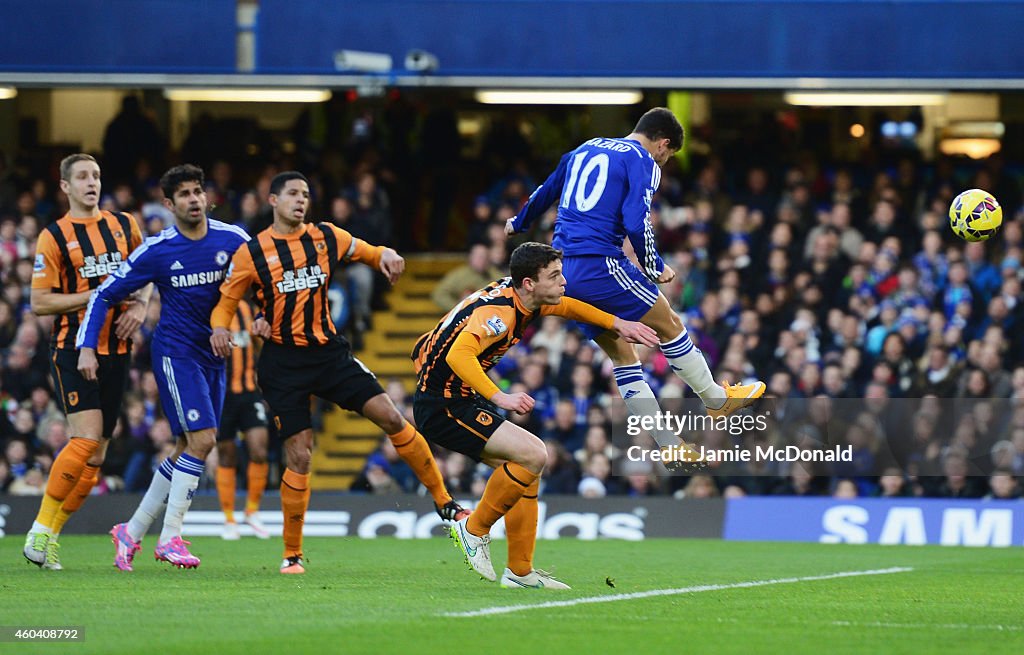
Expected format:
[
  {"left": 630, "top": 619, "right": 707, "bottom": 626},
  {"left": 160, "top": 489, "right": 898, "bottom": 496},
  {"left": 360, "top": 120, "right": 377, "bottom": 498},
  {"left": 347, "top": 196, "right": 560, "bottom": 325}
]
[
  {"left": 613, "top": 363, "right": 679, "bottom": 449},
  {"left": 127, "top": 458, "right": 174, "bottom": 542},
  {"left": 660, "top": 329, "right": 726, "bottom": 408},
  {"left": 31, "top": 521, "right": 53, "bottom": 536},
  {"left": 159, "top": 453, "right": 204, "bottom": 544}
]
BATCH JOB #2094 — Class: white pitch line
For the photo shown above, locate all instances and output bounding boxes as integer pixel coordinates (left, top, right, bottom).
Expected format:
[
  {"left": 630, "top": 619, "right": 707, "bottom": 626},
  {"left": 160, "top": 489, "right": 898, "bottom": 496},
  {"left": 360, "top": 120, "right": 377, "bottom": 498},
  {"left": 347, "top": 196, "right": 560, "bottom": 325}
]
[{"left": 442, "top": 567, "right": 913, "bottom": 618}]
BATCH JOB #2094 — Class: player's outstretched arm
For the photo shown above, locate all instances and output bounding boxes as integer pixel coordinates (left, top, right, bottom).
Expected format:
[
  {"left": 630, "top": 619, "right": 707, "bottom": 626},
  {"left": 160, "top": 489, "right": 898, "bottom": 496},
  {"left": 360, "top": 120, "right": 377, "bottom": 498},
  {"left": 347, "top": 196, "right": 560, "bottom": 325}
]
[
  {"left": 75, "top": 249, "right": 154, "bottom": 352},
  {"left": 508, "top": 152, "right": 571, "bottom": 235},
  {"left": 327, "top": 223, "right": 404, "bottom": 284},
  {"left": 378, "top": 248, "right": 405, "bottom": 285},
  {"left": 542, "top": 296, "right": 659, "bottom": 346},
  {"left": 611, "top": 317, "right": 660, "bottom": 347}
]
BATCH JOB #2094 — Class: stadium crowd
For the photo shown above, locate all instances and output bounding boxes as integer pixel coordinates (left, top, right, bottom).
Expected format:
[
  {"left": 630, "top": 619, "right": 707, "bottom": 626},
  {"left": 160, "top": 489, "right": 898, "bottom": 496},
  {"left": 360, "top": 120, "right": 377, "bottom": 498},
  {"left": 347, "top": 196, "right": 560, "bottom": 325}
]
[{"left": 1, "top": 98, "right": 1024, "bottom": 503}]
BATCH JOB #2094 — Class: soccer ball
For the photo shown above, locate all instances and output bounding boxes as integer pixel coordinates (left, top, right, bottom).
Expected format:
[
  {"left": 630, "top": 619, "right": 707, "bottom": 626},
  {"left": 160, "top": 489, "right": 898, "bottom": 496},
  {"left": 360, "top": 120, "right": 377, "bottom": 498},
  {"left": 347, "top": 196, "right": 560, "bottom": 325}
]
[{"left": 949, "top": 188, "right": 1002, "bottom": 242}]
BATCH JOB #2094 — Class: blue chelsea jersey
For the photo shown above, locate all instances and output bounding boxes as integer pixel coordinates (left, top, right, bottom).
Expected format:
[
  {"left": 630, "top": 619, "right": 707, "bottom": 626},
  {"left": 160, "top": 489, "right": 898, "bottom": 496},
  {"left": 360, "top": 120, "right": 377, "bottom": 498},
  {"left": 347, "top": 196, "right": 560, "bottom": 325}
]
[
  {"left": 76, "top": 219, "right": 250, "bottom": 368},
  {"left": 511, "top": 137, "right": 665, "bottom": 281}
]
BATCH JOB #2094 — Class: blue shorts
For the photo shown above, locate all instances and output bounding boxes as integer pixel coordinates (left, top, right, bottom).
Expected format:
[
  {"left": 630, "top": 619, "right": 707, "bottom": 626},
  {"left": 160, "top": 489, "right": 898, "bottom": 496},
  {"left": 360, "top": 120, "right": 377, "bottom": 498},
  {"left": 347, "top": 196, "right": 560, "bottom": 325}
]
[
  {"left": 562, "top": 255, "right": 660, "bottom": 340},
  {"left": 153, "top": 352, "right": 226, "bottom": 437}
]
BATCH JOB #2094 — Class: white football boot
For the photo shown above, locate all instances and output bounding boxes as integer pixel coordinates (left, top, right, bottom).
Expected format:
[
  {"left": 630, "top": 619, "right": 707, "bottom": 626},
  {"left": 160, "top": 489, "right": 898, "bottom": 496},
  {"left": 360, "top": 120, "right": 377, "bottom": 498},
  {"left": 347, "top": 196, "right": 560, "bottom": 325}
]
[
  {"left": 500, "top": 568, "right": 571, "bottom": 590},
  {"left": 450, "top": 517, "right": 495, "bottom": 581}
]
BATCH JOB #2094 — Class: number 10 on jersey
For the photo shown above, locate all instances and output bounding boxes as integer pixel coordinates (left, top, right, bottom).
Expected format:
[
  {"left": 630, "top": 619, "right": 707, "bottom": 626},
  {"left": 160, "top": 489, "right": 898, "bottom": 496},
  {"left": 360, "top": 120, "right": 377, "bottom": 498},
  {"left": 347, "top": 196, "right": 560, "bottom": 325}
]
[{"left": 561, "top": 151, "right": 609, "bottom": 212}]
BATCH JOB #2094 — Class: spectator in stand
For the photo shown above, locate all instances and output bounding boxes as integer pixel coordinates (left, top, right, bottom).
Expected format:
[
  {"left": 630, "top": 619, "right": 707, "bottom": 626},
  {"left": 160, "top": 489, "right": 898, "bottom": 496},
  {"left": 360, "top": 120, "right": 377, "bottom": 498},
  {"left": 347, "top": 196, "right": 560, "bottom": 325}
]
[
  {"left": 101, "top": 95, "right": 164, "bottom": 184},
  {"left": 875, "top": 467, "right": 914, "bottom": 497},
  {"left": 430, "top": 243, "right": 503, "bottom": 311},
  {"left": 542, "top": 440, "right": 580, "bottom": 495}
]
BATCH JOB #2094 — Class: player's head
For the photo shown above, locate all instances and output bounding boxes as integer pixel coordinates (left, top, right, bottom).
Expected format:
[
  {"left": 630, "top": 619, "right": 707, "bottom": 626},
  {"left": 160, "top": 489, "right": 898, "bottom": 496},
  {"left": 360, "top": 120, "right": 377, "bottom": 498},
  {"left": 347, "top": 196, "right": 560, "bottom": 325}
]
[
  {"left": 632, "top": 108, "right": 684, "bottom": 166},
  {"left": 269, "top": 171, "right": 310, "bottom": 226},
  {"left": 58, "top": 154, "right": 101, "bottom": 211},
  {"left": 160, "top": 164, "right": 208, "bottom": 227},
  {"left": 511, "top": 242, "right": 565, "bottom": 305}
]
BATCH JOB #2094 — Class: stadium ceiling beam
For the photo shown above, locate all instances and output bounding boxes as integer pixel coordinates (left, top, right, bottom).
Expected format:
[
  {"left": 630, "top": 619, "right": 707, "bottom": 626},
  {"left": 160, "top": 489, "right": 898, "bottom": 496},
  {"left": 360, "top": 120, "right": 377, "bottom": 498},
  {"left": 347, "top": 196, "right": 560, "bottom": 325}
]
[{"left": 0, "top": 73, "right": 1023, "bottom": 91}]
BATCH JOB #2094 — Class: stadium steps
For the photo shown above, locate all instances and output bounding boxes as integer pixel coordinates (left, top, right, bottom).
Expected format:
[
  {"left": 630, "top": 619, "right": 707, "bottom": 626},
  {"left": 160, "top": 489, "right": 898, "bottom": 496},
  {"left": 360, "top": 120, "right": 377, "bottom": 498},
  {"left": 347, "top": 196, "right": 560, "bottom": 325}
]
[{"left": 312, "top": 254, "right": 463, "bottom": 490}]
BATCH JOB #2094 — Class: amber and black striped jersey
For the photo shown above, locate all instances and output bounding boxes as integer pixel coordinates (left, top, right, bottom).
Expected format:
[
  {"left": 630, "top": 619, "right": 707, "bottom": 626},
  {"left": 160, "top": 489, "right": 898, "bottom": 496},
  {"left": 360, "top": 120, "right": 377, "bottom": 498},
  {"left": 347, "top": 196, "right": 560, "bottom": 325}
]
[
  {"left": 227, "top": 300, "right": 259, "bottom": 394},
  {"left": 213, "top": 222, "right": 383, "bottom": 347},
  {"left": 31, "top": 211, "right": 143, "bottom": 355},
  {"left": 412, "top": 277, "right": 600, "bottom": 399}
]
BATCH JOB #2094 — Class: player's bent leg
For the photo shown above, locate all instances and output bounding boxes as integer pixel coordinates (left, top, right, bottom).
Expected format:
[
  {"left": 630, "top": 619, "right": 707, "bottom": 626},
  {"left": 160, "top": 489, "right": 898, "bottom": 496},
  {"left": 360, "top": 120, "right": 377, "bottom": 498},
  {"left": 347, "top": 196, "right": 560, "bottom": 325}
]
[
  {"left": 85, "top": 437, "right": 109, "bottom": 467},
  {"left": 361, "top": 393, "right": 460, "bottom": 514},
  {"left": 479, "top": 422, "right": 547, "bottom": 475},
  {"left": 245, "top": 427, "right": 269, "bottom": 464},
  {"left": 499, "top": 476, "right": 569, "bottom": 589},
  {"left": 594, "top": 324, "right": 711, "bottom": 473},
  {"left": 47, "top": 437, "right": 109, "bottom": 570},
  {"left": 217, "top": 440, "right": 237, "bottom": 468},
  {"left": 124, "top": 439, "right": 185, "bottom": 548},
  {"left": 283, "top": 428, "right": 314, "bottom": 474},
  {"left": 595, "top": 331, "right": 683, "bottom": 450},
  {"left": 637, "top": 292, "right": 685, "bottom": 341},
  {"left": 280, "top": 429, "right": 313, "bottom": 574},
  {"left": 156, "top": 428, "right": 215, "bottom": 568},
  {"left": 484, "top": 445, "right": 569, "bottom": 589},
  {"left": 25, "top": 410, "right": 104, "bottom": 567},
  {"left": 359, "top": 393, "right": 406, "bottom": 435},
  {"left": 641, "top": 293, "right": 768, "bottom": 414},
  {"left": 450, "top": 423, "right": 545, "bottom": 582}
]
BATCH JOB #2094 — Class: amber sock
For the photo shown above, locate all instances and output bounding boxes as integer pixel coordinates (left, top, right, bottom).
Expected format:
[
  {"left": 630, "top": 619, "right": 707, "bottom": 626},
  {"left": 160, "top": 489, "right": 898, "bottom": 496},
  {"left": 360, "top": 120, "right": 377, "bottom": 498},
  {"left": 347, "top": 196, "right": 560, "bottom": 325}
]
[
  {"left": 466, "top": 462, "right": 538, "bottom": 538},
  {"left": 216, "top": 467, "right": 237, "bottom": 523},
  {"left": 51, "top": 464, "right": 100, "bottom": 535},
  {"left": 35, "top": 437, "right": 100, "bottom": 529},
  {"left": 245, "top": 462, "right": 269, "bottom": 515},
  {"left": 280, "top": 468, "right": 310, "bottom": 559},
  {"left": 504, "top": 479, "right": 540, "bottom": 577},
  {"left": 388, "top": 423, "right": 451, "bottom": 506}
]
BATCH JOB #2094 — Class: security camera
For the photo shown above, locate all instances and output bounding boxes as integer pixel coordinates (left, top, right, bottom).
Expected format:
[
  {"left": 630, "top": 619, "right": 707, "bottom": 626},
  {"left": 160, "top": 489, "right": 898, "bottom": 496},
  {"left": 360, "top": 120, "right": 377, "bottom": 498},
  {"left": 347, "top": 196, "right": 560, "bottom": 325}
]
[
  {"left": 404, "top": 50, "right": 439, "bottom": 73},
  {"left": 334, "top": 50, "right": 393, "bottom": 73}
]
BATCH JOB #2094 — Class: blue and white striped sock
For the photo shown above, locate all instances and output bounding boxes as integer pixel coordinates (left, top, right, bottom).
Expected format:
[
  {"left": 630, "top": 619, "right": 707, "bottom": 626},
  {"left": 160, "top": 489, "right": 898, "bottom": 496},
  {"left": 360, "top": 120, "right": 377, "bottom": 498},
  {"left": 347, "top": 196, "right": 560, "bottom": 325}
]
[
  {"left": 613, "top": 363, "right": 679, "bottom": 449},
  {"left": 127, "top": 457, "right": 175, "bottom": 542},
  {"left": 160, "top": 453, "right": 204, "bottom": 543},
  {"left": 660, "top": 329, "right": 725, "bottom": 408}
]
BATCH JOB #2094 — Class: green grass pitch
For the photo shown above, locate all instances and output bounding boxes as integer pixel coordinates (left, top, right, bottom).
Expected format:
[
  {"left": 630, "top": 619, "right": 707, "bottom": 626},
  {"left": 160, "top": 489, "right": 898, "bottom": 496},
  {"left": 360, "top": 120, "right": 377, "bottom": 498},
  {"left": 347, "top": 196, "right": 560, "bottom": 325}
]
[{"left": 1, "top": 537, "right": 1022, "bottom": 654}]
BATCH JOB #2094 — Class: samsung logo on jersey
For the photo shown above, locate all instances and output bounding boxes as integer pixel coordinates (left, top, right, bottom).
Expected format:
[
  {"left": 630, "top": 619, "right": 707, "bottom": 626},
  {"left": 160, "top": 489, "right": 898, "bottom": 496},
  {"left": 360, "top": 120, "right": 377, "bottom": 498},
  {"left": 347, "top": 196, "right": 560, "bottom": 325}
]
[
  {"left": 584, "top": 138, "right": 632, "bottom": 153},
  {"left": 171, "top": 269, "right": 226, "bottom": 288}
]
